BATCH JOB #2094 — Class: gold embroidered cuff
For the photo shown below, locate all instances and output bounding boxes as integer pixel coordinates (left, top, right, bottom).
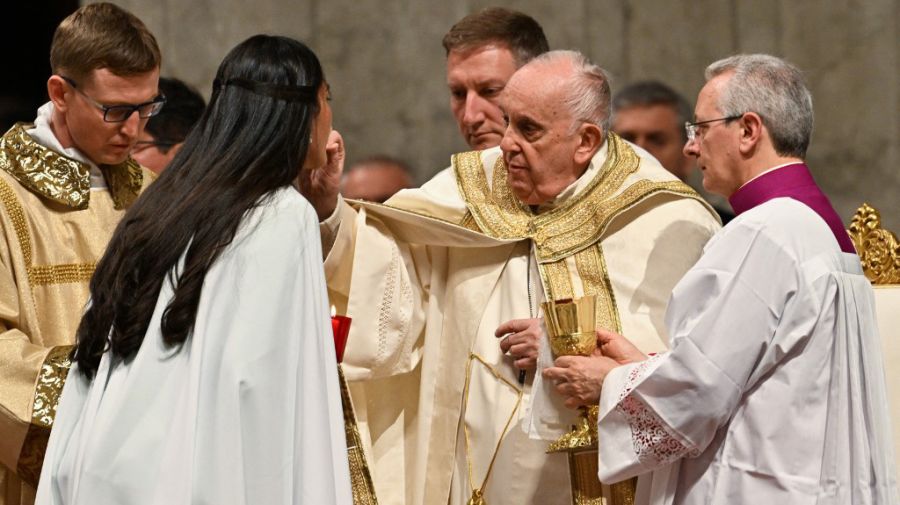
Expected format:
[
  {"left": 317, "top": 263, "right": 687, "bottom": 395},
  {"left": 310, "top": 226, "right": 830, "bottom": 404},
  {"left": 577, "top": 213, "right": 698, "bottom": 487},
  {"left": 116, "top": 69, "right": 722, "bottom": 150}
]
[{"left": 16, "top": 345, "right": 72, "bottom": 487}]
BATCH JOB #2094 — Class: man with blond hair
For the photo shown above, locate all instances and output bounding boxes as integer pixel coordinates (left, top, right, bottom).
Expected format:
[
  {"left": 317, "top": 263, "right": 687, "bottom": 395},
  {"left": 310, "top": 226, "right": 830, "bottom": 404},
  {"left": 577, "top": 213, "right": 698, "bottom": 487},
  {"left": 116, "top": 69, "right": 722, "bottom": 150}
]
[
  {"left": 0, "top": 4, "right": 159, "bottom": 503},
  {"left": 303, "top": 50, "right": 720, "bottom": 504}
]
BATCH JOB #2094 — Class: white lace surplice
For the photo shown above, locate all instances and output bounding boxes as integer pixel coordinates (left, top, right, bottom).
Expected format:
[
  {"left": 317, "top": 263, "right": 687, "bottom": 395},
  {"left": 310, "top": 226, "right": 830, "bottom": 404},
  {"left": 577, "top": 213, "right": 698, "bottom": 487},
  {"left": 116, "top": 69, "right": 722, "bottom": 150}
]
[{"left": 598, "top": 198, "right": 898, "bottom": 505}]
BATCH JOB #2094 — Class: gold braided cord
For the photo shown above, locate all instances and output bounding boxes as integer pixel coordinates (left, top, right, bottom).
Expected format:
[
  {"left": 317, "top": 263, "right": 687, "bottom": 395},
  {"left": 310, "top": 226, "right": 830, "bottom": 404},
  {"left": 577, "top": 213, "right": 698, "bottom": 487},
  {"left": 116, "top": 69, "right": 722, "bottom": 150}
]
[{"left": 462, "top": 353, "right": 523, "bottom": 505}]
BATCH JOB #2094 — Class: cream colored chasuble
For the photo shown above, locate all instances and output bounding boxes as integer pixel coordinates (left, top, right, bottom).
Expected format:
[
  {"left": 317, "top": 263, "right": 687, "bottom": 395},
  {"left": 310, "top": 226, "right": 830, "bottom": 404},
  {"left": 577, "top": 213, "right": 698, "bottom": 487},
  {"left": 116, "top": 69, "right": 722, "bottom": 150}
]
[{"left": 322, "top": 134, "right": 720, "bottom": 505}]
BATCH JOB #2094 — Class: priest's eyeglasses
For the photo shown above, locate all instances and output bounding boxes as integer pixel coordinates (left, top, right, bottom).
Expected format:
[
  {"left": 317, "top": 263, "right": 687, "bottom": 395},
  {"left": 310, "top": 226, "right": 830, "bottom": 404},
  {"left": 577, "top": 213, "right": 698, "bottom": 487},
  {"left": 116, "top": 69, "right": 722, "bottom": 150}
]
[
  {"left": 685, "top": 115, "right": 743, "bottom": 143},
  {"left": 60, "top": 76, "right": 166, "bottom": 123}
]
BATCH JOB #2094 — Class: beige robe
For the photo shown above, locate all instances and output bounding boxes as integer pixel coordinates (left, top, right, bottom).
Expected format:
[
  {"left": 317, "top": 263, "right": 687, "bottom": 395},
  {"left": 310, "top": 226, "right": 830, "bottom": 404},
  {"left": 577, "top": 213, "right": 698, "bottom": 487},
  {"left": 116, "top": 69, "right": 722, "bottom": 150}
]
[
  {"left": 323, "top": 134, "right": 721, "bottom": 504},
  {"left": 0, "top": 123, "right": 153, "bottom": 505}
]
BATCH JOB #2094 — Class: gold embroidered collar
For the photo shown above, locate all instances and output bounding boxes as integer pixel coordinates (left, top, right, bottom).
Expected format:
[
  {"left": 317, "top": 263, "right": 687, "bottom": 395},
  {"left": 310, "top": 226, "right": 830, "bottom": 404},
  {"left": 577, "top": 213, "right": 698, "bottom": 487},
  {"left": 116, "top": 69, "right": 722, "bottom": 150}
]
[
  {"left": 0, "top": 122, "right": 143, "bottom": 210},
  {"left": 454, "top": 132, "right": 701, "bottom": 263}
]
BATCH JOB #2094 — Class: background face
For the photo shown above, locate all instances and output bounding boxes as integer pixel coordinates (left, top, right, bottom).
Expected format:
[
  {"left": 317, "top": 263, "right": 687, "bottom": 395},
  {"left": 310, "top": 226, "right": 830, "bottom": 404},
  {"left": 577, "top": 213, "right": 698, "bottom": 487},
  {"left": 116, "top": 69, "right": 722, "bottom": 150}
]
[
  {"left": 341, "top": 161, "right": 412, "bottom": 202},
  {"left": 446, "top": 45, "right": 518, "bottom": 150},
  {"left": 61, "top": 67, "right": 159, "bottom": 166},
  {"left": 613, "top": 104, "right": 693, "bottom": 181},
  {"left": 131, "top": 135, "right": 180, "bottom": 174}
]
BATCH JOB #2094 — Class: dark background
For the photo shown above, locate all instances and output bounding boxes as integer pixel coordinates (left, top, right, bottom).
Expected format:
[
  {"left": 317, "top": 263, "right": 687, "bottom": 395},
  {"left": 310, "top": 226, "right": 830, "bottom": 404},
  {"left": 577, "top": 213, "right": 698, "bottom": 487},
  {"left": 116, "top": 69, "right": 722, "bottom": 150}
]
[{"left": 1, "top": 2, "right": 78, "bottom": 131}]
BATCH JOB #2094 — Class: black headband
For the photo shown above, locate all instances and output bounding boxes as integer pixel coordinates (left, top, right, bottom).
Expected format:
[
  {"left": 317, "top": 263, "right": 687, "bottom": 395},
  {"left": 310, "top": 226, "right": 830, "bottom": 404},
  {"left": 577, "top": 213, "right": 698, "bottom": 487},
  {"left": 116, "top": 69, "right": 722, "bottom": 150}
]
[{"left": 214, "top": 77, "right": 317, "bottom": 103}]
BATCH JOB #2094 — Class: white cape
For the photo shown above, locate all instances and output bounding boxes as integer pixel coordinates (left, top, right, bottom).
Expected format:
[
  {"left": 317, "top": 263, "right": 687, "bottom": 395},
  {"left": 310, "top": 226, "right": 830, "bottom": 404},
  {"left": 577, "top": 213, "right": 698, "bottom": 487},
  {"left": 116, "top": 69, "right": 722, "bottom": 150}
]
[
  {"left": 36, "top": 188, "right": 352, "bottom": 505},
  {"left": 598, "top": 198, "right": 898, "bottom": 504}
]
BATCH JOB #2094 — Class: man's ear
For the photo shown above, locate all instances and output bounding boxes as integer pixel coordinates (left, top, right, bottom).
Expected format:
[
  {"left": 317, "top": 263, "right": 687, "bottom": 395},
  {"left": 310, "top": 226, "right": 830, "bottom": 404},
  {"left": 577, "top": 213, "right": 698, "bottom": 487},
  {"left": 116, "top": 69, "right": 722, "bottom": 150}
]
[
  {"left": 573, "top": 122, "right": 604, "bottom": 166},
  {"left": 47, "top": 75, "right": 70, "bottom": 113},
  {"left": 737, "top": 112, "right": 765, "bottom": 155}
]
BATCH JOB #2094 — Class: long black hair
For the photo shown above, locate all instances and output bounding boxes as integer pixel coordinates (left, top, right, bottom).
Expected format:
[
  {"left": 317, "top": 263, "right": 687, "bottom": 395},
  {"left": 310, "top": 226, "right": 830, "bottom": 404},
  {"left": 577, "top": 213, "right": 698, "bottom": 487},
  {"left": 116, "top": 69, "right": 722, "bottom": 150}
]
[{"left": 73, "top": 34, "right": 325, "bottom": 379}]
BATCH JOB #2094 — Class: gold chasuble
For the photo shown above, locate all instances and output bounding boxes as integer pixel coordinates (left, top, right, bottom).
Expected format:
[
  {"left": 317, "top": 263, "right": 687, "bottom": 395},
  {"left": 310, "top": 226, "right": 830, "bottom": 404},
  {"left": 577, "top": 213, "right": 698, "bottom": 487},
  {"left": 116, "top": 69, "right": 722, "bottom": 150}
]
[
  {"left": 0, "top": 123, "right": 153, "bottom": 505},
  {"left": 323, "top": 133, "right": 721, "bottom": 505}
]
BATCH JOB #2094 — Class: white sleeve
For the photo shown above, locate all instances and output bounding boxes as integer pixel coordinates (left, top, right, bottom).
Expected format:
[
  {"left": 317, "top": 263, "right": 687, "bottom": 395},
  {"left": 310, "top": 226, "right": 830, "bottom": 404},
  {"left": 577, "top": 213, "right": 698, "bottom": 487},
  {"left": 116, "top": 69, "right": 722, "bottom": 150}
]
[{"left": 598, "top": 224, "right": 803, "bottom": 483}]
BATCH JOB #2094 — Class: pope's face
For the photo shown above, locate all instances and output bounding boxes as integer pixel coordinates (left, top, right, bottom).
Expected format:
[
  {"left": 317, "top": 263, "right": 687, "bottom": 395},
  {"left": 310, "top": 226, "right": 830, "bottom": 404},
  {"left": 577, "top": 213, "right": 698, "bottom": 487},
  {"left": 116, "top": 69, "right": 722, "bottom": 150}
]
[
  {"left": 684, "top": 73, "right": 743, "bottom": 197},
  {"left": 498, "top": 64, "right": 585, "bottom": 206},
  {"left": 447, "top": 45, "right": 518, "bottom": 150},
  {"left": 58, "top": 67, "right": 160, "bottom": 166}
]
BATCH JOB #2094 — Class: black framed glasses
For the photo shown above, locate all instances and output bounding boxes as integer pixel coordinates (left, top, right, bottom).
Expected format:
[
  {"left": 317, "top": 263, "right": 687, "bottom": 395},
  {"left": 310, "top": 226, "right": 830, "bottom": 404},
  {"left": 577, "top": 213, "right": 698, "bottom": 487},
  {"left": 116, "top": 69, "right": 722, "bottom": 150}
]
[
  {"left": 685, "top": 115, "right": 743, "bottom": 143},
  {"left": 60, "top": 76, "right": 166, "bottom": 123}
]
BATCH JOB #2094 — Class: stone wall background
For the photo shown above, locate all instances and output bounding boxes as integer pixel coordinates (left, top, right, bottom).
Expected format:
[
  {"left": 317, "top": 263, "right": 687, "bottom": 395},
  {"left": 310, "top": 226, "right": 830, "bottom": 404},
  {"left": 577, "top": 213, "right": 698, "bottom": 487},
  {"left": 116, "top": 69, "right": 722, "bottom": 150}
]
[{"left": 103, "top": 0, "right": 899, "bottom": 230}]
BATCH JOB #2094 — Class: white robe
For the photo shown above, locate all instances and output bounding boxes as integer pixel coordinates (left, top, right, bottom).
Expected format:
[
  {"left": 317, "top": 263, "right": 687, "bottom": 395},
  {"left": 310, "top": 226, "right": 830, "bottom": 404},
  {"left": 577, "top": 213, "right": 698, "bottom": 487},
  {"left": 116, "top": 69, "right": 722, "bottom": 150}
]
[
  {"left": 597, "top": 198, "right": 898, "bottom": 504},
  {"left": 35, "top": 188, "right": 353, "bottom": 505}
]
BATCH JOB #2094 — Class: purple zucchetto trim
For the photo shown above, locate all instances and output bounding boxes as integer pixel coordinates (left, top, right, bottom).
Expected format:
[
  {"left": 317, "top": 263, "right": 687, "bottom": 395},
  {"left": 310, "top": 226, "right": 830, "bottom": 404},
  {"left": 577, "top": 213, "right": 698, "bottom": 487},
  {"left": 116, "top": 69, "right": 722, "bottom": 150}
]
[{"left": 729, "top": 163, "right": 856, "bottom": 254}]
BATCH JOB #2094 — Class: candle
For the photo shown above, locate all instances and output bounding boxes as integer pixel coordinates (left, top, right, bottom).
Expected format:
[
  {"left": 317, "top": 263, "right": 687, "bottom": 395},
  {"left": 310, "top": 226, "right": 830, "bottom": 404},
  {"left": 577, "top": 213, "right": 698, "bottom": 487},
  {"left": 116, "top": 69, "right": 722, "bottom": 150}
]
[{"left": 330, "top": 305, "right": 351, "bottom": 363}]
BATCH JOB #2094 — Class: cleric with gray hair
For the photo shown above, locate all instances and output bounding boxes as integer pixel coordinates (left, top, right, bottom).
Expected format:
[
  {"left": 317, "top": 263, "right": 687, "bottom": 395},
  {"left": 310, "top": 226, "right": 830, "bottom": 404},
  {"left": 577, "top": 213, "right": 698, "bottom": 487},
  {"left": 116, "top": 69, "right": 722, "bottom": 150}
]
[{"left": 705, "top": 54, "right": 814, "bottom": 158}]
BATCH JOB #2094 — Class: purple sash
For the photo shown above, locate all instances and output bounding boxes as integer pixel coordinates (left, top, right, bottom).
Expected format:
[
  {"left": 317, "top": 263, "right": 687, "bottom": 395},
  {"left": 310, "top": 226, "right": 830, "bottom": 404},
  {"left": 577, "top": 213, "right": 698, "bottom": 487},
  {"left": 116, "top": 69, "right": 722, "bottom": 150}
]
[{"left": 728, "top": 163, "right": 856, "bottom": 254}]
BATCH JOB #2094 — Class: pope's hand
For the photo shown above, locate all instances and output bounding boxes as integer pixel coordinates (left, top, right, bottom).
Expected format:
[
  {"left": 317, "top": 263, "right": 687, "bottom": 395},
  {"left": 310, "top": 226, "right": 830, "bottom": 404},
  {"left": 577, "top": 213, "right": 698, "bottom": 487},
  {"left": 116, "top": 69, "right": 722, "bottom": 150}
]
[
  {"left": 300, "top": 130, "right": 344, "bottom": 220},
  {"left": 496, "top": 318, "right": 543, "bottom": 371}
]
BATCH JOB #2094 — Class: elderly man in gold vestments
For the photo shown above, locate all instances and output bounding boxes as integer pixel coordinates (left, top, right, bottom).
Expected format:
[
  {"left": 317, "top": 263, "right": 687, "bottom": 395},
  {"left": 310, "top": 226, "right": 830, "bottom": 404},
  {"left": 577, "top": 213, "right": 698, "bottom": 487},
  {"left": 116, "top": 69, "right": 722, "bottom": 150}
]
[
  {"left": 302, "top": 51, "right": 721, "bottom": 504},
  {"left": 0, "top": 4, "right": 159, "bottom": 504}
]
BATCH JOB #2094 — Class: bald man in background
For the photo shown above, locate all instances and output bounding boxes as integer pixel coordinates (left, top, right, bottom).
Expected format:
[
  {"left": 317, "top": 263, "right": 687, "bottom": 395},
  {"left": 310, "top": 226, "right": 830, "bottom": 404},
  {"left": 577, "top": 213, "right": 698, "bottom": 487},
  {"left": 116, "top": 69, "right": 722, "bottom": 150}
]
[{"left": 340, "top": 155, "right": 413, "bottom": 203}]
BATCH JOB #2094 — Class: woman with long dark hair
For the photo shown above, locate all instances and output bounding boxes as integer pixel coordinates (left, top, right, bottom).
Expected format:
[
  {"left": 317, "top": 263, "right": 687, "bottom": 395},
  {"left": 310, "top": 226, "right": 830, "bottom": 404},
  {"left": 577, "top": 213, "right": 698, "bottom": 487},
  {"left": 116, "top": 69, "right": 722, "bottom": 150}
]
[{"left": 36, "top": 35, "right": 352, "bottom": 504}]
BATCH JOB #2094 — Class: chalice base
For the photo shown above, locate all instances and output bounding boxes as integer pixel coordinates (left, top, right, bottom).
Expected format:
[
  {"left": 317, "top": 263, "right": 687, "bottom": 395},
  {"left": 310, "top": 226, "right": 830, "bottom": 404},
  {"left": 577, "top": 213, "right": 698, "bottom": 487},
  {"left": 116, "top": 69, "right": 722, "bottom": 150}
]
[
  {"left": 547, "top": 405, "right": 636, "bottom": 505},
  {"left": 547, "top": 405, "right": 599, "bottom": 453}
]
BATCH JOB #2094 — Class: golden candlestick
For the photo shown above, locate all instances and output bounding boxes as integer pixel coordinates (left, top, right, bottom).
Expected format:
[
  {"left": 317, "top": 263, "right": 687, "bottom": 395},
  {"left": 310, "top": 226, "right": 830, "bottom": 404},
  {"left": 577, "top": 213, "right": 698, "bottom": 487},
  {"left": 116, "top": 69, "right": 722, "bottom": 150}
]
[{"left": 542, "top": 296, "right": 636, "bottom": 505}]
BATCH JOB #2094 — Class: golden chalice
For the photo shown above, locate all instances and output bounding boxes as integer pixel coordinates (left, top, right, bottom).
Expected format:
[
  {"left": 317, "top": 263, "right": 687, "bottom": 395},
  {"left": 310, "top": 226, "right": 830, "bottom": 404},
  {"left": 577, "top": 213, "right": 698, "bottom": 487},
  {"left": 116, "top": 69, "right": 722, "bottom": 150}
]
[
  {"left": 542, "top": 296, "right": 599, "bottom": 453},
  {"left": 542, "top": 296, "right": 636, "bottom": 505}
]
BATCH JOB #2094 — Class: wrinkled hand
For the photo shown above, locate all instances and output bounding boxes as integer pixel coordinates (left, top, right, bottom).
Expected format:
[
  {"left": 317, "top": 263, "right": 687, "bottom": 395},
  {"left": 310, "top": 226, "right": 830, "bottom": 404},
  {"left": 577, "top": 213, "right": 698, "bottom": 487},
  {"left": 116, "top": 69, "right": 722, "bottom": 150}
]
[
  {"left": 496, "top": 318, "right": 543, "bottom": 371},
  {"left": 542, "top": 329, "right": 647, "bottom": 409},
  {"left": 597, "top": 328, "right": 647, "bottom": 365},
  {"left": 299, "top": 130, "right": 344, "bottom": 220},
  {"left": 542, "top": 348, "right": 617, "bottom": 409}
]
